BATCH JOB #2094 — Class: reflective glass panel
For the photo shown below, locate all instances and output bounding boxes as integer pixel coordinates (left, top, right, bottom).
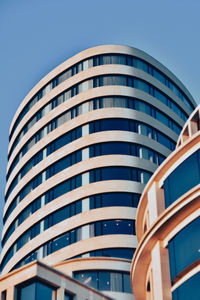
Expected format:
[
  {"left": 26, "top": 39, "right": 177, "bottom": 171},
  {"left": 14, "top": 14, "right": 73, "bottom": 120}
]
[
  {"left": 164, "top": 150, "right": 200, "bottom": 207},
  {"left": 168, "top": 217, "right": 200, "bottom": 280},
  {"left": 172, "top": 272, "right": 200, "bottom": 300}
]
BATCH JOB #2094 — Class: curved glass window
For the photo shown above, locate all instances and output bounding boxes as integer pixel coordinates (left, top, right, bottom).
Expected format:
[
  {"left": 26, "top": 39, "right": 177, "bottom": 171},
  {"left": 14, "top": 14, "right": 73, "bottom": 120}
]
[
  {"left": 5, "top": 116, "right": 173, "bottom": 224},
  {"left": 6, "top": 115, "right": 171, "bottom": 201},
  {"left": 74, "top": 270, "right": 132, "bottom": 293},
  {"left": 5, "top": 164, "right": 151, "bottom": 226},
  {"left": 8, "top": 73, "right": 183, "bottom": 161},
  {"left": 91, "top": 219, "right": 135, "bottom": 236},
  {"left": 2, "top": 219, "right": 134, "bottom": 271},
  {"left": 164, "top": 150, "right": 200, "bottom": 207},
  {"left": 6, "top": 140, "right": 164, "bottom": 202},
  {"left": 10, "top": 53, "right": 193, "bottom": 142},
  {"left": 72, "top": 248, "right": 135, "bottom": 260},
  {"left": 6, "top": 140, "right": 159, "bottom": 218},
  {"left": 90, "top": 192, "right": 140, "bottom": 209},
  {"left": 172, "top": 272, "right": 200, "bottom": 300},
  {"left": 7, "top": 96, "right": 176, "bottom": 182},
  {"left": 168, "top": 217, "right": 200, "bottom": 280},
  {"left": 2, "top": 191, "right": 138, "bottom": 248}
]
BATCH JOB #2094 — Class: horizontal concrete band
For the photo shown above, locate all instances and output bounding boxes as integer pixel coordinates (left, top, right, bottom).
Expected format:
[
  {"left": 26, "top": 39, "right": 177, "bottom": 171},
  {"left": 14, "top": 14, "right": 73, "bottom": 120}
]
[
  {"left": 2, "top": 204, "right": 137, "bottom": 259},
  {"left": 10, "top": 45, "right": 195, "bottom": 135},
  {"left": 8, "top": 64, "right": 188, "bottom": 153},
  {"left": 4, "top": 150, "right": 156, "bottom": 221},
  {"left": 2, "top": 234, "right": 137, "bottom": 275},
  {"left": 7, "top": 106, "right": 177, "bottom": 181},
  {"left": 5, "top": 129, "right": 171, "bottom": 198}
]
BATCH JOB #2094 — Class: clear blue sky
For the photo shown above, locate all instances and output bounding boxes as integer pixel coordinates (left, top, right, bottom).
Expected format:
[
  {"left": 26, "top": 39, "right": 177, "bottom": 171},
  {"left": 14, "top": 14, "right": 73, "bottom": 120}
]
[{"left": 0, "top": 0, "right": 200, "bottom": 250}]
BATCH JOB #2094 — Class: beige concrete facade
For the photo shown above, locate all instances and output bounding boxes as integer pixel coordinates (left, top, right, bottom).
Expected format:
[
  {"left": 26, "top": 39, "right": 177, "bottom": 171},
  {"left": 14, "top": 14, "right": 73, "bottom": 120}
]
[
  {"left": 1, "top": 45, "right": 196, "bottom": 299},
  {"left": 131, "top": 106, "right": 200, "bottom": 300},
  {"left": 0, "top": 260, "right": 112, "bottom": 299}
]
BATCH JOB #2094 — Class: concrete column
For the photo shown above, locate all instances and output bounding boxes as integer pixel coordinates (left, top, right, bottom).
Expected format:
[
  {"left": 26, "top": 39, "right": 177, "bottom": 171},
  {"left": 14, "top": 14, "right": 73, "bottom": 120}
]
[
  {"left": 56, "top": 287, "right": 65, "bottom": 300},
  {"left": 82, "top": 172, "right": 89, "bottom": 186},
  {"left": 82, "top": 124, "right": 89, "bottom": 137},
  {"left": 148, "top": 182, "right": 165, "bottom": 226},
  {"left": 151, "top": 242, "right": 171, "bottom": 300},
  {"left": 82, "top": 198, "right": 89, "bottom": 212},
  {"left": 82, "top": 148, "right": 89, "bottom": 161},
  {"left": 6, "top": 287, "right": 15, "bottom": 300},
  {"left": 81, "top": 225, "right": 90, "bottom": 240},
  {"left": 189, "top": 120, "right": 198, "bottom": 136}
]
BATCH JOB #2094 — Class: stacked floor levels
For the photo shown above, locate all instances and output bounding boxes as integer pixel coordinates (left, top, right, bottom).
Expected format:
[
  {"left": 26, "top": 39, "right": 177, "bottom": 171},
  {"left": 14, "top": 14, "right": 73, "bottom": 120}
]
[{"left": 1, "top": 45, "right": 196, "bottom": 299}]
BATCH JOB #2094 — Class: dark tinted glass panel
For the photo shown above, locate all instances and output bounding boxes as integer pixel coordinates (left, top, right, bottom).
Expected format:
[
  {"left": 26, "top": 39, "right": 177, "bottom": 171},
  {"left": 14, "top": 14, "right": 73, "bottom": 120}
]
[
  {"left": 19, "top": 282, "right": 35, "bottom": 300},
  {"left": 64, "top": 293, "right": 73, "bottom": 300},
  {"left": 52, "top": 233, "right": 69, "bottom": 252},
  {"left": 134, "top": 79, "right": 149, "bottom": 93},
  {"left": 101, "top": 119, "right": 129, "bottom": 131},
  {"left": 53, "top": 207, "right": 67, "bottom": 225},
  {"left": 133, "top": 58, "right": 148, "bottom": 72},
  {"left": 74, "top": 271, "right": 132, "bottom": 293},
  {"left": 164, "top": 150, "right": 200, "bottom": 207},
  {"left": 36, "top": 282, "right": 54, "bottom": 299},
  {"left": 74, "top": 272, "right": 98, "bottom": 290},
  {"left": 76, "top": 200, "right": 82, "bottom": 214},
  {"left": 168, "top": 217, "right": 200, "bottom": 280},
  {"left": 54, "top": 182, "right": 69, "bottom": 199},
  {"left": 153, "top": 69, "right": 166, "bottom": 84},
  {"left": 102, "top": 220, "right": 134, "bottom": 235},
  {"left": 18, "top": 281, "right": 54, "bottom": 300},
  {"left": 102, "top": 192, "right": 132, "bottom": 207},
  {"left": 172, "top": 272, "right": 200, "bottom": 300},
  {"left": 101, "top": 248, "right": 135, "bottom": 260},
  {"left": 102, "top": 167, "right": 131, "bottom": 181},
  {"left": 99, "top": 272, "right": 110, "bottom": 290},
  {"left": 101, "top": 142, "right": 130, "bottom": 155}
]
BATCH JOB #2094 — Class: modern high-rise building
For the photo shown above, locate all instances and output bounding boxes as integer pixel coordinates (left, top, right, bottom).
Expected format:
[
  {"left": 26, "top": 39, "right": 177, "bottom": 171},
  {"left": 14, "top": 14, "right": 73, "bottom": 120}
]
[
  {"left": 131, "top": 105, "right": 200, "bottom": 300},
  {"left": 0, "top": 45, "right": 196, "bottom": 299}
]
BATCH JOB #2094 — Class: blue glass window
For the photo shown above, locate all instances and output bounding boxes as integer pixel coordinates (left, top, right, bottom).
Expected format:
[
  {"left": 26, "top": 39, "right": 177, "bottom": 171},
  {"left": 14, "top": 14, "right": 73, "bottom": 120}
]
[
  {"left": 101, "top": 167, "right": 131, "bottom": 181},
  {"left": 101, "top": 142, "right": 130, "bottom": 155},
  {"left": 74, "top": 270, "right": 132, "bottom": 293},
  {"left": 172, "top": 272, "right": 200, "bottom": 300},
  {"left": 17, "top": 280, "right": 54, "bottom": 300},
  {"left": 64, "top": 293, "right": 73, "bottom": 300},
  {"left": 89, "top": 247, "right": 135, "bottom": 260},
  {"left": 168, "top": 217, "right": 200, "bottom": 280},
  {"left": 94, "top": 219, "right": 135, "bottom": 236},
  {"left": 101, "top": 118, "right": 129, "bottom": 131},
  {"left": 102, "top": 192, "right": 132, "bottom": 207},
  {"left": 164, "top": 150, "right": 200, "bottom": 207},
  {"left": 99, "top": 272, "right": 111, "bottom": 291}
]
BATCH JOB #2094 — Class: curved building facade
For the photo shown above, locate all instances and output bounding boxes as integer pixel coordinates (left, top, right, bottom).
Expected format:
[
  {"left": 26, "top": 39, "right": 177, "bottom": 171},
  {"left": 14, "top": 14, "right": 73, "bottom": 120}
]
[
  {"left": 1, "top": 45, "right": 196, "bottom": 299},
  {"left": 131, "top": 106, "right": 200, "bottom": 300}
]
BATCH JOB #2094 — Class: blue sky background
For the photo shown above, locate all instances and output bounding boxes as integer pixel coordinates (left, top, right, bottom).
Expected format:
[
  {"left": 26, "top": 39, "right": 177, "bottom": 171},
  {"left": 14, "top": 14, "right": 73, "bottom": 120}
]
[{"left": 0, "top": 0, "right": 200, "bottom": 251}]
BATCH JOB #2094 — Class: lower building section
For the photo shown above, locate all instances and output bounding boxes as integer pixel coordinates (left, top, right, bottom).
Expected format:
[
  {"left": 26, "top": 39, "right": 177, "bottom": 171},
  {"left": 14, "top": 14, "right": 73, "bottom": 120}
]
[
  {"left": 54, "top": 257, "right": 134, "bottom": 300},
  {"left": 0, "top": 261, "right": 112, "bottom": 300}
]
